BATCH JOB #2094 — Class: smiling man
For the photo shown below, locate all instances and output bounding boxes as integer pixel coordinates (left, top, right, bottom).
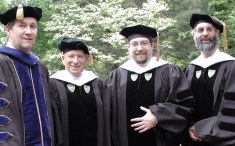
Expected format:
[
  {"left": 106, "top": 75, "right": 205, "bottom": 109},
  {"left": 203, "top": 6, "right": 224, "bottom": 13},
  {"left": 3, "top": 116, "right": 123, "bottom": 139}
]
[
  {"left": 0, "top": 5, "right": 57, "bottom": 146},
  {"left": 106, "top": 24, "right": 195, "bottom": 146},
  {"left": 184, "top": 13, "right": 235, "bottom": 146},
  {"left": 50, "top": 37, "right": 107, "bottom": 146}
]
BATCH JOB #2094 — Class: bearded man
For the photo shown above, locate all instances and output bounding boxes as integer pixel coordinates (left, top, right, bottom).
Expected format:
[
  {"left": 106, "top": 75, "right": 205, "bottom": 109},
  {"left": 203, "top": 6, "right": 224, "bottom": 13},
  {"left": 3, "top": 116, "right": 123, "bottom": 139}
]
[
  {"left": 106, "top": 24, "right": 195, "bottom": 146},
  {"left": 183, "top": 13, "right": 235, "bottom": 146}
]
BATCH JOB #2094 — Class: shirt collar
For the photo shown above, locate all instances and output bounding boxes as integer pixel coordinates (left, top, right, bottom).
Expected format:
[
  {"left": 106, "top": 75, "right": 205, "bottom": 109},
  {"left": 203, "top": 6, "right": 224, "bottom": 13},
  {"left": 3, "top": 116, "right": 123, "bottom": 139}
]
[
  {"left": 50, "top": 70, "right": 97, "bottom": 86},
  {"left": 120, "top": 57, "right": 169, "bottom": 74},
  {"left": 190, "top": 49, "right": 235, "bottom": 68}
]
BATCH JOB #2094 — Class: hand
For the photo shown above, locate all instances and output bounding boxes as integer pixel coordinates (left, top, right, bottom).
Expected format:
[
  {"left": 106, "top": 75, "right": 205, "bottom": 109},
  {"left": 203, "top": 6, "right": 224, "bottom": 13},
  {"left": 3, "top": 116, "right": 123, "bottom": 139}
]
[
  {"left": 130, "top": 106, "right": 158, "bottom": 133},
  {"left": 188, "top": 125, "right": 202, "bottom": 141}
]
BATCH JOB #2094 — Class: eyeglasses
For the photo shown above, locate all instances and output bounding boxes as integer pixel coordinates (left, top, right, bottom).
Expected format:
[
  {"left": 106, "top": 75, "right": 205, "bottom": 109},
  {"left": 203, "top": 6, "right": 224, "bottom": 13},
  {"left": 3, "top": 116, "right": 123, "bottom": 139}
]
[
  {"left": 129, "top": 41, "right": 150, "bottom": 48},
  {"left": 195, "top": 26, "right": 215, "bottom": 33}
]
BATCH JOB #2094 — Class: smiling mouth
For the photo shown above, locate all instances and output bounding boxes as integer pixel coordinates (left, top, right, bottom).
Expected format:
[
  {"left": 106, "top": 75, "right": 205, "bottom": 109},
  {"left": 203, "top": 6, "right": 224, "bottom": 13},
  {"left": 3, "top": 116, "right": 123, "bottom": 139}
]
[
  {"left": 136, "top": 52, "right": 146, "bottom": 55},
  {"left": 71, "top": 66, "right": 81, "bottom": 69},
  {"left": 24, "top": 38, "right": 32, "bottom": 40},
  {"left": 201, "top": 39, "right": 211, "bottom": 43}
]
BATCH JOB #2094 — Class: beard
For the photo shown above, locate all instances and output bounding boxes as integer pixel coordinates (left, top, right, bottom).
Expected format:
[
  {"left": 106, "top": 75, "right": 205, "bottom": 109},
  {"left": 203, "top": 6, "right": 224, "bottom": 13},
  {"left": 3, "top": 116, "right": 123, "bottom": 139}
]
[
  {"left": 194, "top": 34, "right": 219, "bottom": 52},
  {"left": 134, "top": 54, "right": 148, "bottom": 64},
  {"left": 132, "top": 52, "right": 152, "bottom": 64}
]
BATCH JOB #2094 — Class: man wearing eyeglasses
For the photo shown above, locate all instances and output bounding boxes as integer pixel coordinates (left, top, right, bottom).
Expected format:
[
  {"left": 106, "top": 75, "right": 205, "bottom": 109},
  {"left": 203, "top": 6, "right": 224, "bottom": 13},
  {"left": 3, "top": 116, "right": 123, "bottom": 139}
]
[
  {"left": 183, "top": 13, "right": 235, "bottom": 146},
  {"left": 105, "top": 24, "right": 195, "bottom": 146}
]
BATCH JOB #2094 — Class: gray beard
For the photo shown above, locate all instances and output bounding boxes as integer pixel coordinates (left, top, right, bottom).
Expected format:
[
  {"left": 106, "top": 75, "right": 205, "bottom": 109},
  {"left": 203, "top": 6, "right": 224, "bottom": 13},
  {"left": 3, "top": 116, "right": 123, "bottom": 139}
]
[{"left": 194, "top": 34, "right": 219, "bottom": 52}]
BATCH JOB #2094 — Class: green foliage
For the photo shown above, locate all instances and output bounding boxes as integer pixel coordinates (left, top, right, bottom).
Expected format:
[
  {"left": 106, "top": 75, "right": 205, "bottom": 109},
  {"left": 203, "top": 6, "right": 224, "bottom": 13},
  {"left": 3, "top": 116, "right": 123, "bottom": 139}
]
[
  {"left": 209, "top": 0, "right": 235, "bottom": 55},
  {"left": 1, "top": 0, "right": 234, "bottom": 79},
  {"left": 162, "top": 0, "right": 212, "bottom": 69},
  {"left": 0, "top": 1, "right": 8, "bottom": 46},
  {"left": 44, "top": 0, "right": 173, "bottom": 79}
]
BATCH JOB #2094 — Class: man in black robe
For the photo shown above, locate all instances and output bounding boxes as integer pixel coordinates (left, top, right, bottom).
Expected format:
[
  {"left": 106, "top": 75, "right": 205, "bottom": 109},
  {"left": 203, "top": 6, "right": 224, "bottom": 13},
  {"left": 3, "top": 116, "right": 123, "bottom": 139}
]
[
  {"left": 106, "top": 24, "right": 195, "bottom": 146},
  {"left": 184, "top": 13, "right": 235, "bottom": 146},
  {"left": 50, "top": 37, "right": 107, "bottom": 146},
  {"left": 0, "top": 5, "right": 57, "bottom": 146}
]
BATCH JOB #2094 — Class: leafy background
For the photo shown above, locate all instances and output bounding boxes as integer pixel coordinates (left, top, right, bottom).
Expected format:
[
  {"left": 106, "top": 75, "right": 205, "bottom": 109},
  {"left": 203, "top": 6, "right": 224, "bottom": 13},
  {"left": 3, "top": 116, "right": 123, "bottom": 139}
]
[{"left": 0, "top": 0, "right": 234, "bottom": 80}]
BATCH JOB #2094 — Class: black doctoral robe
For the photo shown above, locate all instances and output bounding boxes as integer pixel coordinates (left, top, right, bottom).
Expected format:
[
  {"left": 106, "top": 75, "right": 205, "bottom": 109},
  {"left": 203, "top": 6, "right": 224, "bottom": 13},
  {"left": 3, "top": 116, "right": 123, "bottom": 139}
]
[
  {"left": 50, "top": 70, "right": 106, "bottom": 146},
  {"left": 106, "top": 57, "right": 195, "bottom": 146},
  {"left": 184, "top": 50, "right": 235, "bottom": 146}
]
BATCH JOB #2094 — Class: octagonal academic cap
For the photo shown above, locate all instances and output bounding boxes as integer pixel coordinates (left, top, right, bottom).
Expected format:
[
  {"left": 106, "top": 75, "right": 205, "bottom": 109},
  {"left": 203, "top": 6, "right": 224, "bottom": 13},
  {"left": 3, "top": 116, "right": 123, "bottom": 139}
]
[
  {"left": 0, "top": 5, "right": 42, "bottom": 26},
  {"left": 120, "top": 24, "right": 157, "bottom": 40},
  {"left": 58, "top": 37, "right": 90, "bottom": 55},
  {"left": 190, "top": 13, "right": 223, "bottom": 33}
]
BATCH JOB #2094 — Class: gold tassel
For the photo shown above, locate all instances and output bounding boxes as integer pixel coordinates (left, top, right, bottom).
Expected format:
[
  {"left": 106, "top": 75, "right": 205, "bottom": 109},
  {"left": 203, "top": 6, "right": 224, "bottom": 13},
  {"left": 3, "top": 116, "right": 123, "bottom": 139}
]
[
  {"left": 88, "top": 51, "right": 94, "bottom": 65},
  {"left": 212, "top": 16, "right": 228, "bottom": 50},
  {"left": 16, "top": 4, "right": 24, "bottom": 20},
  {"left": 156, "top": 32, "right": 160, "bottom": 61},
  {"left": 222, "top": 22, "right": 228, "bottom": 50}
]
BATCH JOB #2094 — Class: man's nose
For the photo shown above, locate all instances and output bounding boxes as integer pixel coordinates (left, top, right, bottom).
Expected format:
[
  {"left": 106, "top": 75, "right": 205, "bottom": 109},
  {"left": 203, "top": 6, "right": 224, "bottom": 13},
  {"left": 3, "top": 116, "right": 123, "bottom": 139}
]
[{"left": 136, "top": 44, "right": 144, "bottom": 51}]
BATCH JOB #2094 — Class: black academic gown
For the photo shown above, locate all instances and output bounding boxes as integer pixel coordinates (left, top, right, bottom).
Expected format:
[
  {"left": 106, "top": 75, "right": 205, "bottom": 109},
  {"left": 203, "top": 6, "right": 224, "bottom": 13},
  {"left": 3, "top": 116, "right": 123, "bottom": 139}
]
[
  {"left": 106, "top": 57, "right": 195, "bottom": 146},
  {"left": 0, "top": 47, "right": 56, "bottom": 146},
  {"left": 184, "top": 50, "right": 235, "bottom": 146},
  {"left": 50, "top": 70, "right": 106, "bottom": 146}
]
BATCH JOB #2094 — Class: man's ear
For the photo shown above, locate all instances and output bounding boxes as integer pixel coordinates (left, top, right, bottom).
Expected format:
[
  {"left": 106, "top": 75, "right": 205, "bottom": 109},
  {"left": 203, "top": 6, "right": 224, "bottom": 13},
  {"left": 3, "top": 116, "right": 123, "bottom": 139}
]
[
  {"left": 4, "top": 26, "right": 10, "bottom": 35},
  {"left": 60, "top": 54, "right": 64, "bottom": 61}
]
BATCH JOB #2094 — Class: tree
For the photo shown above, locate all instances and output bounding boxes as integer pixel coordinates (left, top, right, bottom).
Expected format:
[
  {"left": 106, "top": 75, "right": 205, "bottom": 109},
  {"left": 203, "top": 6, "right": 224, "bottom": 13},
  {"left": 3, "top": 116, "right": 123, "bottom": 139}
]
[
  {"left": 1, "top": 0, "right": 233, "bottom": 79},
  {"left": 209, "top": 0, "right": 235, "bottom": 55},
  {"left": 44, "top": 0, "right": 173, "bottom": 79},
  {"left": 0, "top": 1, "right": 9, "bottom": 46},
  {"left": 163, "top": 0, "right": 212, "bottom": 68}
]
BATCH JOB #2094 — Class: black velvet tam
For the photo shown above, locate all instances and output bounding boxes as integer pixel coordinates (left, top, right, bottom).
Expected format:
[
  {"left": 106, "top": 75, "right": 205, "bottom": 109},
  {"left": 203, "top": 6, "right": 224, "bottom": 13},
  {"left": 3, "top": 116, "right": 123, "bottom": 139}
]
[
  {"left": 190, "top": 13, "right": 223, "bottom": 33},
  {"left": 120, "top": 24, "right": 157, "bottom": 40},
  {"left": 57, "top": 37, "right": 89, "bottom": 54},
  {"left": 0, "top": 5, "right": 42, "bottom": 25}
]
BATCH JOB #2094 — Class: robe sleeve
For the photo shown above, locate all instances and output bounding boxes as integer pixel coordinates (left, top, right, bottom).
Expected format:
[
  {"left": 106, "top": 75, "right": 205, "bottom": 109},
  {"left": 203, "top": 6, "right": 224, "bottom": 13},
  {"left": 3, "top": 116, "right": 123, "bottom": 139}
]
[
  {"left": 194, "top": 61, "right": 235, "bottom": 146},
  {"left": 103, "top": 80, "right": 112, "bottom": 146},
  {"left": 49, "top": 79, "right": 64, "bottom": 146},
  {"left": 149, "top": 65, "right": 195, "bottom": 137},
  {"left": 105, "top": 69, "right": 120, "bottom": 146}
]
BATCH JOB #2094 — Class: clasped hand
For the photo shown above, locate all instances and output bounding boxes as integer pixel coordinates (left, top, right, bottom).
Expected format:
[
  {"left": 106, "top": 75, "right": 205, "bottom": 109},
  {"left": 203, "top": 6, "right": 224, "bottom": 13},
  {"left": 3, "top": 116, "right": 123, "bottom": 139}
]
[{"left": 189, "top": 126, "right": 202, "bottom": 141}]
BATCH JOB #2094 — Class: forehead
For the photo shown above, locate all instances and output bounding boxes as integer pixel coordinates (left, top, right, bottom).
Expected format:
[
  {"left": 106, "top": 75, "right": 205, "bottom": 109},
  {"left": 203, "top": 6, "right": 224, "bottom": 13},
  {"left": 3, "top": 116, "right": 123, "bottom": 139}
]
[
  {"left": 63, "top": 49, "right": 86, "bottom": 55},
  {"left": 14, "top": 17, "right": 37, "bottom": 24},
  {"left": 195, "top": 22, "right": 214, "bottom": 28},
  {"left": 129, "top": 37, "right": 150, "bottom": 42}
]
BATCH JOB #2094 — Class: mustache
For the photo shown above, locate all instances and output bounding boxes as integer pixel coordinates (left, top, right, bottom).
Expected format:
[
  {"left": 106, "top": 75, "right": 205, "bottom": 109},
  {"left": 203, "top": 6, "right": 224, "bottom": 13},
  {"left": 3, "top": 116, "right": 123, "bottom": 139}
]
[
  {"left": 194, "top": 34, "right": 219, "bottom": 52},
  {"left": 135, "top": 50, "right": 147, "bottom": 54}
]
